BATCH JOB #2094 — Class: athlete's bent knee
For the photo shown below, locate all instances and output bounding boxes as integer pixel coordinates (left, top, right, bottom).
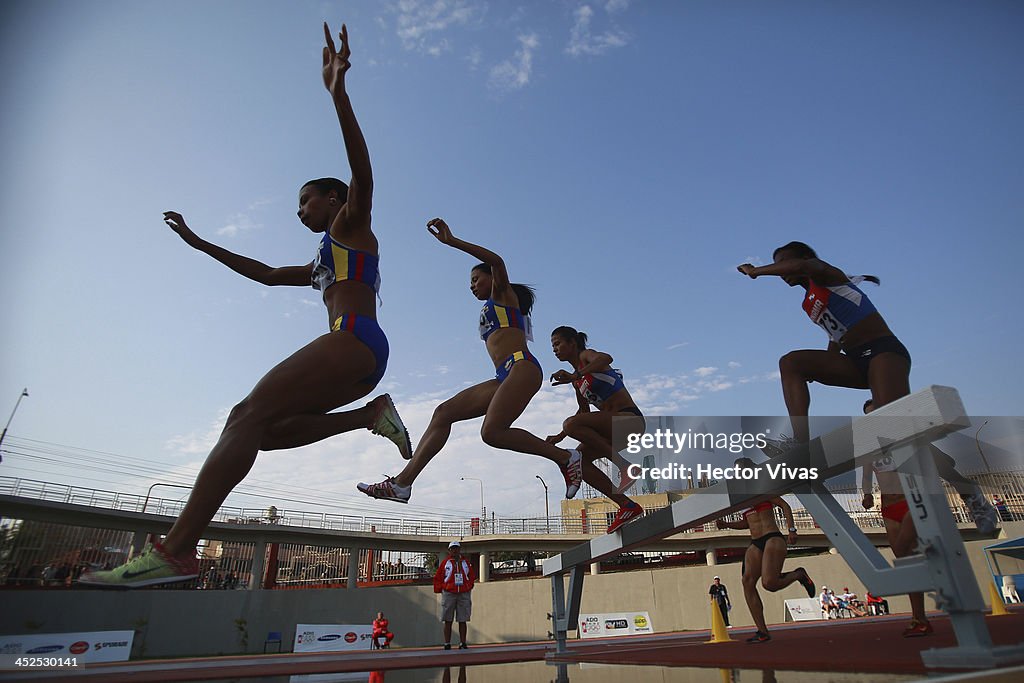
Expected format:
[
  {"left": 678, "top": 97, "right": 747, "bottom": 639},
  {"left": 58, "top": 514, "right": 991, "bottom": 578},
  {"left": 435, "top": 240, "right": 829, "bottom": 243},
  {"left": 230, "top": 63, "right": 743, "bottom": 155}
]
[
  {"left": 479, "top": 424, "right": 509, "bottom": 449},
  {"left": 563, "top": 415, "right": 582, "bottom": 436},
  {"left": 779, "top": 352, "right": 806, "bottom": 379}
]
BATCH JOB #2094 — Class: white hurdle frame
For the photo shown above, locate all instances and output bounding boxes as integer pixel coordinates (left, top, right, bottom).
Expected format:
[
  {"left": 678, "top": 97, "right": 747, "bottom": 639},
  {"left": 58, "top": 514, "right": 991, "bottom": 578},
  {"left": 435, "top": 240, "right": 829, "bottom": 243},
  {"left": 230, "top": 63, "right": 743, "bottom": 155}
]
[{"left": 544, "top": 386, "right": 1024, "bottom": 669}]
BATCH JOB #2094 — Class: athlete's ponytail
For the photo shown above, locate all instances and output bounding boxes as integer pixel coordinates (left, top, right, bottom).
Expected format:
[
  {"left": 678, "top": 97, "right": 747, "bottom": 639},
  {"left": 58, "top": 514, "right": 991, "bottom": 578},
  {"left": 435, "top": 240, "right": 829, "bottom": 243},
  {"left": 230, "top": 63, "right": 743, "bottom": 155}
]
[
  {"left": 551, "top": 326, "right": 588, "bottom": 350},
  {"left": 472, "top": 263, "right": 536, "bottom": 315}
]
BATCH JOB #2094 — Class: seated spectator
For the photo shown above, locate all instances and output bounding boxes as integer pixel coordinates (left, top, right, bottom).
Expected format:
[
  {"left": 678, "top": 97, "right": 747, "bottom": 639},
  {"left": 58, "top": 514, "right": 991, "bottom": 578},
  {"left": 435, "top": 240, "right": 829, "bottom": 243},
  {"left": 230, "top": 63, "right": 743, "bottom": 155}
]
[
  {"left": 372, "top": 611, "right": 394, "bottom": 649},
  {"left": 865, "top": 591, "right": 889, "bottom": 616},
  {"left": 840, "top": 587, "right": 867, "bottom": 617},
  {"left": 820, "top": 586, "right": 838, "bottom": 619}
]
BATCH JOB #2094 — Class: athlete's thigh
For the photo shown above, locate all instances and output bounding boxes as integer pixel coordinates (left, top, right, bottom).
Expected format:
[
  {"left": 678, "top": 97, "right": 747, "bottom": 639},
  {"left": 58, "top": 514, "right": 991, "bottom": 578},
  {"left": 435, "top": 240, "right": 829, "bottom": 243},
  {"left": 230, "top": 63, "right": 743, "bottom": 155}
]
[
  {"left": 483, "top": 362, "right": 542, "bottom": 430},
  {"left": 569, "top": 410, "right": 614, "bottom": 438},
  {"left": 246, "top": 330, "right": 377, "bottom": 419},
  {"left": 787, "top": 349, "right": 869, "bottom": 389},
  {"left": 742, "top": 544, "right": 763, "bottom": 584},
  {"left": 760, "top": 536, "right": 789, "bottom": 580},
  {"left": 866, "top": 354, "right": 911, "bottom": 406},
  {"left": 438, "top": 380, "right": 500, "bottom": 422}
]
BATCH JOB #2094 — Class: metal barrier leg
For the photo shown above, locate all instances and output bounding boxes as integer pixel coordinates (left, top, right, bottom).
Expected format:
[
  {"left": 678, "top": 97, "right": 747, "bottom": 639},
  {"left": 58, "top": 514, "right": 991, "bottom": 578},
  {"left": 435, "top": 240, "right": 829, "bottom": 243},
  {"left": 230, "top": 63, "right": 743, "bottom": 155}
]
[{"left": 549, "top": 566, "right": 585, "bottom": 655}]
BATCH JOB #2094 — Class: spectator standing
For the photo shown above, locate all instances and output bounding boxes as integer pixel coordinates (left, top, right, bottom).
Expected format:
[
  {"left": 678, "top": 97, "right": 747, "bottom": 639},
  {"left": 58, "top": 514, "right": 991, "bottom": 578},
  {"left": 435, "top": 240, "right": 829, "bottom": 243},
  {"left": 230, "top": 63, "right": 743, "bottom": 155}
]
[
  {"left": 433, "top": 541, "right": 475, "bottom": 650},
  {"left": 708, "top": 576, "right": 732, "bottom": 627}
]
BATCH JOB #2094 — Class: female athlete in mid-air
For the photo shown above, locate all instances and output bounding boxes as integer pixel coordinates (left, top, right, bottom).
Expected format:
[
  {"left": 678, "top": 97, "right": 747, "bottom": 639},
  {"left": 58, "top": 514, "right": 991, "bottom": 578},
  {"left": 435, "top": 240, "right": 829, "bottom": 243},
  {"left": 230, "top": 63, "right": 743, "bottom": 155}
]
[{"left": 81, "top": 22, "right": 410, "bottom": 588}]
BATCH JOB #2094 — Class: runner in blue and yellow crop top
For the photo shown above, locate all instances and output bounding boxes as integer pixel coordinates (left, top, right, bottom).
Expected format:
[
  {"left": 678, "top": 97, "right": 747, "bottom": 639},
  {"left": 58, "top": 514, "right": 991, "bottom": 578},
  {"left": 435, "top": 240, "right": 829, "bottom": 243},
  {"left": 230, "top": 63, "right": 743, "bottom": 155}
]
[
  {"left": 82, "top": 22, "right": 411, "bottom": 590},
  {"left": 546, "top": 325, "right": 645, "bottom": 531},
  {"left": 737, "top": 240, "right": 911, "bottom": 445},
  {"left": 359, "top": 218, "right": 629, "bottom": 523}
]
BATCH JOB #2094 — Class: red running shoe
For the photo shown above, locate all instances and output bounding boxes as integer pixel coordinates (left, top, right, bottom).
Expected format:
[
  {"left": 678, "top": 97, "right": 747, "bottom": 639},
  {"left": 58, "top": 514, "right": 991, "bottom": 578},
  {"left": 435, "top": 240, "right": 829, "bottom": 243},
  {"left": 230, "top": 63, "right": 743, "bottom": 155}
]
[
  {"left": 607, "top": 502, "right": 644, "bottom": 533},
  {"left": 902, "top": 620, "right": 933, "bottom": 638},
  {"left": 561, "top": 449, "right": 583, "bottom": 498}
]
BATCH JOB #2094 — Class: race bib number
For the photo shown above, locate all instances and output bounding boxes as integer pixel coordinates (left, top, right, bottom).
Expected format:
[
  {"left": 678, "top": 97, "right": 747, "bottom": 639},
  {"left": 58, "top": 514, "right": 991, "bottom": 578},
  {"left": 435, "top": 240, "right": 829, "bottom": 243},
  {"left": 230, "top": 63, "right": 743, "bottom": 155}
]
[{"left": 454, "top": 573, "right": 464, "bottom": 586}]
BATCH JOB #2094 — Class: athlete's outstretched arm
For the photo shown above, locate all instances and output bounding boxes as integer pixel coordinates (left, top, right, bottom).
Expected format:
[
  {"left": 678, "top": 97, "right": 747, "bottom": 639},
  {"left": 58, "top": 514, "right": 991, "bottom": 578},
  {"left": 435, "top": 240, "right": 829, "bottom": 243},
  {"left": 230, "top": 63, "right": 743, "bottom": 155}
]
[
  {"left": 427, "top": 217, "right": 512, "bottom": 297},
  {"left": 323, "top": 22, "right": 372, "bottom": 236},
  {"left": 163, "top": 211, "right": 312, "bottom": 286},
  {"left": 738, "top": 258, "right": 848, "bottom": 284}
]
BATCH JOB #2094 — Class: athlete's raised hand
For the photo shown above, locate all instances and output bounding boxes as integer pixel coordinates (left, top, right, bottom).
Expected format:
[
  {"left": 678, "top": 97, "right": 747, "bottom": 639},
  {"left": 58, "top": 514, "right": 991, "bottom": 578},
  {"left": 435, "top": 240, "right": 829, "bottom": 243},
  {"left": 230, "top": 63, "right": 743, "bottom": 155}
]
[
  {"left": 322, "top": 22, "right": 351, "bottom": 98},
  {"left": 550, "top": 370, "right": 575, "bottom": 386},
  {"left": 163, "top": 211, "right": 198, "bottom": 245},
  {"left": 737, "top": 263, "right": 758, "bottom": 278},
  {"left": 427, "top": 217, "right": 456, "bottom": 245}
]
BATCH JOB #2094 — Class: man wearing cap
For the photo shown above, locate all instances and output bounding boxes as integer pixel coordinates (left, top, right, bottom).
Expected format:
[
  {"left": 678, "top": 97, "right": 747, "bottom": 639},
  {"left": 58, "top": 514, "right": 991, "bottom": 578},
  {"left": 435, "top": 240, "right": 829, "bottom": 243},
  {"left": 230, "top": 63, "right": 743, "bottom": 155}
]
[
  {"left": 708, "top": 575, "right": 731, "bottom": 627},
  {"left": 434, "top": 540, "right": 476, "bottom": 650}
]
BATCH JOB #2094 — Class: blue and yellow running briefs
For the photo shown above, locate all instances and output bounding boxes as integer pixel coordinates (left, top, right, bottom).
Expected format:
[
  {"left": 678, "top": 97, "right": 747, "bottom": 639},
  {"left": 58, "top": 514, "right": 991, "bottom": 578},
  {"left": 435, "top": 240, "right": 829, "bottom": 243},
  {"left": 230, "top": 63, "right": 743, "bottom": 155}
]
[
  {"left": 312, "top": 232, "right": 382, "bottom": 296},
  {"left": 479, "top": 299, "right": 532, "bottom": 342},
  {"left": 495, "top": 350, "right": 542, "bottom": 384},
  {"left": 331, "top": 314, "right": 389, "bottom": 387}
]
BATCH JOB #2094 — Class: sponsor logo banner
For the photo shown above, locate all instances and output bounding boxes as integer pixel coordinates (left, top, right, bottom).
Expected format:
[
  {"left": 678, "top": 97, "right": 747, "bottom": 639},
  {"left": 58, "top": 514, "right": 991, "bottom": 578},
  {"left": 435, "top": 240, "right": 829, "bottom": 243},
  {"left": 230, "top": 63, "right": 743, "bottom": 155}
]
[
  {"left": 579, "top": 612, "right": 654, "bottom": 639},
  {"left": 784, "top": 598, "right": 823, "bottom": 622},
  {"left": 293, "top": 624, "right": 372, "bottom": 653},
  {"left": 0, "top": 631, "right": 134, "bottom": 663}
]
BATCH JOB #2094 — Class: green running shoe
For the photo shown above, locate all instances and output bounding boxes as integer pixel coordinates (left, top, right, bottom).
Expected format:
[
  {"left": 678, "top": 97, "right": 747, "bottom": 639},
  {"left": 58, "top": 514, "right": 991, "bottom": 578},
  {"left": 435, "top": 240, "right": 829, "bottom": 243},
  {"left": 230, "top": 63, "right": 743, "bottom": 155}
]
[
  {"left": 369, "top": 393, "right": 413, "bottom": 460},
  {"left": 78, "top": 543, "right": 199, "bottom": 589}
]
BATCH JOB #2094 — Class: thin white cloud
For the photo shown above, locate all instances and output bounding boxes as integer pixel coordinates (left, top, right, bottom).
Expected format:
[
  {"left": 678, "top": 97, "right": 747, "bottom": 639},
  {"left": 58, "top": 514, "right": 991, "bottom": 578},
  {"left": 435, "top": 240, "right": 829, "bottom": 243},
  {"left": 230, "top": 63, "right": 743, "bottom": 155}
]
[
  {"left": 394, "top": 0, "right": 483, "bottom": 53},
  {"left": 488, "top": 33, "right": 540, "bottom": 93},
  {"left": 566, "top": 5, "right": 628, "bottom": 57},
  {"left": 694, "top": 366, "right": 718, "bottom": 378},
  {"left": 216, "top": 212, "right": 261, "bottom": 237},
  {"left": 728, "top": 361, "right": 742, "bottom": 369},
  {"left": 666, "top": 342, "right": 689, "bottom": 351},
  {"left": 605, "top": 0, "right": 630, "bottom": 13}
]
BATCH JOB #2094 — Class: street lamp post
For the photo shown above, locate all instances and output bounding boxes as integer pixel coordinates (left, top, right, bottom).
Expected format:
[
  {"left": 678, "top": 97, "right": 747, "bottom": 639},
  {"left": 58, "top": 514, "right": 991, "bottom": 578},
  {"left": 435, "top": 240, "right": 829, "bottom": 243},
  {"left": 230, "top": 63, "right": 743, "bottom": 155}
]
[
  {"left": 975, "top": 420, "right": 992, "bottom": 472},
  {"left": 535, "top": 475, "right": 550, "bottom": 533},
  {"left": 460, "top": 476, "right": 485, "bottom": 530},
  {"left": 0, "top": 388, "right": 29, "bottom": 461},
  {"left": 142, "top": 482, "right": 195, "bottom": 515},
  {"left": 135, "top": 482, "right": 195, "bottom": 560}
]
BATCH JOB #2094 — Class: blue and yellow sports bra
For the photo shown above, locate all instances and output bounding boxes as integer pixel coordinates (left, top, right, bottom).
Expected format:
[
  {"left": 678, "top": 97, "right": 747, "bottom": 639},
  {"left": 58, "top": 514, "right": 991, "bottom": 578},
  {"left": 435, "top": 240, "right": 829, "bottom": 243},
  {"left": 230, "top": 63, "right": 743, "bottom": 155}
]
[
  {"left": 479, "top": 300, "right": 532, "bottom": 342},
  {"left": 311, "top": 232, "right": 381, "bottom": 296},
  {"left": 802, "top": 278, "right": 877, "bottom": 343},
  {"left": 573, "top": 368, "right": 625, "bottom": 408}
]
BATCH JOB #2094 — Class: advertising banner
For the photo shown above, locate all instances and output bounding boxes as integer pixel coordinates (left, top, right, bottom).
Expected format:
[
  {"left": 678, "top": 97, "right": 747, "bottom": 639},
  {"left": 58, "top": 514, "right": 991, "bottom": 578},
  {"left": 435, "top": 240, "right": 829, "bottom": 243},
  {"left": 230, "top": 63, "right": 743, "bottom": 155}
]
[
  {"left": 0, "top": 630, "right": 134, "bottom": 663},
  {"left": 784, "top": 598, "right": 823, "bottom": 622},
  {"left": 293, "top": 624, "right": 373, "bottom": 653},
  {"left": 578, "top": 612, "right": 653, "bottom": 639}
]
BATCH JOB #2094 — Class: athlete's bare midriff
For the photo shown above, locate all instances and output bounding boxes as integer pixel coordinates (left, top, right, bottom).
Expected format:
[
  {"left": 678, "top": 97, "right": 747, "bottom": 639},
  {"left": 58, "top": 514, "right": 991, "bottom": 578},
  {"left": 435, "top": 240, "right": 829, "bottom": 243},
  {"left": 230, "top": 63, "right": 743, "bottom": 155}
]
[
  {"left": 599, "top": 385, "right": 639, "bottom": 414},
  {"left": 838, "top": 312, "right": 895, "bottom": 349},
  {"left": 745, "top": 507, "right": 782, "bottom": 538},
  {"left": 323, "top": 280, "right": 377, "bottom": 325},
  {"left": 485, "top": 328, "right": 532, "bottom": 368}
]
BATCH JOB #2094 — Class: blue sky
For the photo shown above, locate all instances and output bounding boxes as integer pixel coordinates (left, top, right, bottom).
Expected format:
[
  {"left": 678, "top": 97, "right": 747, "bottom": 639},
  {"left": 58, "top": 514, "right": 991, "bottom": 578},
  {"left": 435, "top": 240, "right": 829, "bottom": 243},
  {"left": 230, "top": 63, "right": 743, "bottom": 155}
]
[{"left": 1, "top": 1, "right": 1022, "bottom": 522}]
